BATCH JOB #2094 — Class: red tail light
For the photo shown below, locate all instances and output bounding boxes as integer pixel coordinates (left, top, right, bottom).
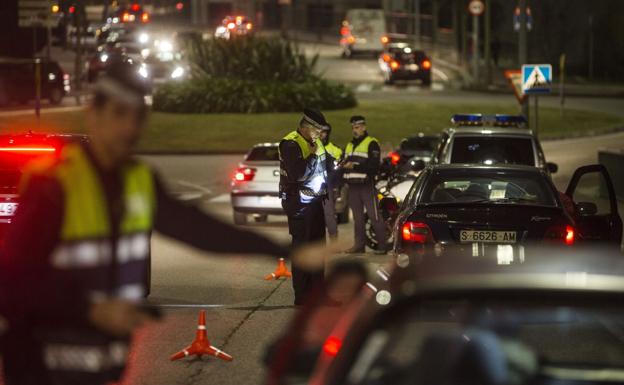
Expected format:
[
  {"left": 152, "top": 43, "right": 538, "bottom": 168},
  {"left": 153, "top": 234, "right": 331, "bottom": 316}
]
[
  {"left": 0, "top": 146, "right": 56, "bottom": 153},
  {"left": 131, "top": 3, "right": 140, "bottom": 11},
  {"left": 122, "top": 12, "right": 130, "bottom": 22},
  {"left": 389, "top": 151, "right": 400, "bottom": 166},
  {"left": 544, "top": 224, "right": 575, "bottom": 245},
  {"left": 246, "top": 22, "right": 253, "bottom": 30},
  {"left": 68, "top": 5, "right": 75, "bottom": 13},
  {"left": 382, "top": 54, "right": 391, "bottom": 63},
  {"left": 390, "top": 61, "right": 400, "bottom": 71},
  {"left": 422, "top": 60, "right": 432, "bottom": 69},
  {"left": 176, "top": 2, "right": 184, "bottom": 11},
  {"left": 141, "top": 12, "right": 149, "bottom": 23},
  {"left": 322, "top": 336, "right": 342, "bottom": 357},
  {"left": 402, "top": 221, "right": 434, "bottom": 243},
  {"left": 234, "top": 167, "right": 256, "bottom": 182}
]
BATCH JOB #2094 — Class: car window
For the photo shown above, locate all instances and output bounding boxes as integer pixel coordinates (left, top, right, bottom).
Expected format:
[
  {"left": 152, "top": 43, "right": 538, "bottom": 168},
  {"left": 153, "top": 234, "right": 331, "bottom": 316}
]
[
  {"left": 245, "top": 146, "right": 279, "bottom": 161},
  {"left": 400, "top": 137, "right": 438, "bottom": 152},
  {"left": 347, "top": 301, "right": 624, "bottom": 385},
  {"left": 450, "top": 136, "right": 535, "bottom": 166},
  {"left": 421, "top": 173, "right": 556, "bottom": 206}
]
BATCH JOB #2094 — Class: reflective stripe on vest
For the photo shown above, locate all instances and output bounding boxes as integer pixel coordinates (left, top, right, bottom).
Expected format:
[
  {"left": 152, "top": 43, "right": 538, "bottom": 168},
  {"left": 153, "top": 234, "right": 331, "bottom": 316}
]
[
  {"left": 44, "top": 342, "right": 128, "bottom": 373},
  {"left": 343, "top": 136, "right": 378, "bottom": 183}
]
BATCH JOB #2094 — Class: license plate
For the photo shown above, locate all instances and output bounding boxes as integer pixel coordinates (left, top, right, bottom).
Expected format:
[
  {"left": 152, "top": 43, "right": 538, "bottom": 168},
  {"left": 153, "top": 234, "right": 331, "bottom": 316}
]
[
  {"left": 460, "top": 230, "right": 516, "bottom": 244},
  {"left": 407, "top": 64, "right": 419, "bottom": 71},
  {"left": 0, "top": 202, "right": 18, "bottom": 216}
]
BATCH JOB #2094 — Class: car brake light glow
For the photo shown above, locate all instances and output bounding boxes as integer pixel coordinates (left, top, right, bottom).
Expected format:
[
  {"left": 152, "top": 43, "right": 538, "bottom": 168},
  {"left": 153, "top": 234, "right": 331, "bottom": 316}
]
[
  {"left": 246, "top": 22, "right": 253, "bottom": 30},
  {"left": 227, "top": 22, "right": 236, "bottom": 29},
  {"left": 382, "top": 54, "right": 391, "bottom": 62},
  {"left": 422, "top": 60, "right": 432, "bottom": 69},
  {"left": 122, "top": 12, "right": 130, "bottom": 22},
  {"left": 322, "top": 336, "right": 342, "bottom": 357},
  {"left": 141, "top": 12, "right": 149, "bottom": 23},
  {"left": 544, "top": 224, "right": 575, "bottom": 245},
  {"left": 234, "top": 167, "right": 256, "bottom": 182},
  {"left": 565, "top": 225, "right": 575, "bottom": 245},
  {"left": 389, "top": 151, "right": 400, "bottom": 166},
  {"left": 131, "top": 3, "right": 140, "bottom": 11},
  {"left": 402, "top": 221, "right": 433, "bottom": 243},
  {"left": 390, "top": 61, "right": 400, "bottom": 71},
  {"left": 0, "top": 147, "right": 56, "bottom": 153}
]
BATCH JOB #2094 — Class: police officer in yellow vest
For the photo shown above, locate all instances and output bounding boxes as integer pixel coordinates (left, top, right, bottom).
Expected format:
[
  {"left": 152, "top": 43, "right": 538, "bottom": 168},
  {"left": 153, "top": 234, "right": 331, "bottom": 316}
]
[
  {"left": 320, "top": 123, "right": 343, "bottom": 239},
  {"left": 279, "top": 108, "right": 328, "bottom": 305},
  {"left": 0, "top": 63, "right": 329, "bottom": 385},
  {"left": 342, "top": 115, "right": 387, "bottom": 254}
]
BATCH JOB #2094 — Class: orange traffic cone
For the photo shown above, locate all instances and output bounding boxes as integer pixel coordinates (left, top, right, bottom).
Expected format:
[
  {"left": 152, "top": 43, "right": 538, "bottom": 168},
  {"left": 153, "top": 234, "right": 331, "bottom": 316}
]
[
  {"left": 264, "top": 258, "right": 292, "bottom": 280},
  {"left": 170, "top": 310, "right": 233, "bottom": 362}
]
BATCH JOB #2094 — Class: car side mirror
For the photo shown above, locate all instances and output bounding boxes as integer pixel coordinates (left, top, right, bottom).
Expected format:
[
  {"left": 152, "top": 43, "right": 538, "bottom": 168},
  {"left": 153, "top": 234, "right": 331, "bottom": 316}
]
[
  {"left": 577, "top": 201, "right": 598, "bottom": 216},
  {"left": 547, "top": 162, "right": 558, "bottom": 174}
]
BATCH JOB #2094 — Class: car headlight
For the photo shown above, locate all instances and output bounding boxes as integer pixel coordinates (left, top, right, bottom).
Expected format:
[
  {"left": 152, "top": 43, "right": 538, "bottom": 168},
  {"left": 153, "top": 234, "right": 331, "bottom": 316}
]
[
  {"left": 100, "top": 54, "right": 109, "bottom": 63},
  {"left": 216, "top": 26, "right": 227, "bottom": 34},
  {"left": 141, "top": 48, "right": 150, "bottom": 59},
  {"left": 171, "top": 66, "right": 184, "bottom": 79},
  {"left": 158, "top": 40, "right": 173, "bottom": 52},
  {"left": 138, "top": 64, "right": 149, "bottom": 79},
  {"left": 138, "top": 32, "right": 150, "bottom": 44}
]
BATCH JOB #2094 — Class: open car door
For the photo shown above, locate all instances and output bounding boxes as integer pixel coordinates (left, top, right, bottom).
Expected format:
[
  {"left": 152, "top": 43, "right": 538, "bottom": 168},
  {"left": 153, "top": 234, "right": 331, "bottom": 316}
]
[{"left": 565, "top": 164, "right": 622, "bottom": 246}]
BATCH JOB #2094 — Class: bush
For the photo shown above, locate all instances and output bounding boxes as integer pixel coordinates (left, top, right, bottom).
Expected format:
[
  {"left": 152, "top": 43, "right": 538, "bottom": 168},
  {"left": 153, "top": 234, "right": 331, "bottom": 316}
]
[
  {"left": 153, "top": 36, "right": 357, "bottom": 113},
  {"left": 153, "top": 77, "right": 357, "bottom": 113}
]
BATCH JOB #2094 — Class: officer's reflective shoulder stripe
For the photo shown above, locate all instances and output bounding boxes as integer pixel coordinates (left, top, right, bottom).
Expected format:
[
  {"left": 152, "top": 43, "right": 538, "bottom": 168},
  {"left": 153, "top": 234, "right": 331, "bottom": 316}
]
[
  {"left": 281, "top": 131, "right": 311, "bottom": 159},
  {"left": 326, "top": 142, "right": 343, "bottom": 159},
  {"left": 121, "top": 161, "right": 155, "bottom": 234},
  {"left": 55, "top": 145, "right": 110, "bottom": 240},
  {"left": 315, "top": 138, "right": 326, "bottom": 156},
  {"left": 351, "top": 151, "right": 369, "bottom": 158}
]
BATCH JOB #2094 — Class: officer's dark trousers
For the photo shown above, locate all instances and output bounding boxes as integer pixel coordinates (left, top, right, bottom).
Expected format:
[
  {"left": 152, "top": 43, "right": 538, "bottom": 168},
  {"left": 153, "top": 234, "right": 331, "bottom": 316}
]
[
  {"left": 322, "top": 186, "right": 338, "bottom": 238},
  {"left": 348, "top": 182, "right": 386, "bottom": 250},
  {"left": 282, "top": 198, "right": 325, "bottom": 305}
]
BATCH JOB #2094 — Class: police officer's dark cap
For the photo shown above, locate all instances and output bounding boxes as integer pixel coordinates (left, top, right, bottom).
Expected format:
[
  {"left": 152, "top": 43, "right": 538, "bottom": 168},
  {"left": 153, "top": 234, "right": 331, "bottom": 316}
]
[
  {"left": 94, "top": 61, "right": 150, "bottom": 107},
  {"left": 350, "top": 115, "right": 366, "bottom": 125},
  {"left": 302, "top": 108, "right": 328, "bottom": 130}
]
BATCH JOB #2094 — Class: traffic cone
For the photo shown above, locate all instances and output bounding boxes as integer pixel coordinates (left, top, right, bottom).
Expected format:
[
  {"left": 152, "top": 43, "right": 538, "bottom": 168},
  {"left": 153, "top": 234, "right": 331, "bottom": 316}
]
[
  {"left": 170, "top": 310, "right": 233, "bottom": 362},
  {"left": 264, "top": 258, "right": 292, "bottom": 280}
]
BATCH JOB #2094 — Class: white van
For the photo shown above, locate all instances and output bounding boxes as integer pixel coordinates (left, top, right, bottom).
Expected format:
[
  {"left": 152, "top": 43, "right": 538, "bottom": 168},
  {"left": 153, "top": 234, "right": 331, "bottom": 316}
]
[{"left": 340, "top": 9, "right": 387, "bottom": 58}]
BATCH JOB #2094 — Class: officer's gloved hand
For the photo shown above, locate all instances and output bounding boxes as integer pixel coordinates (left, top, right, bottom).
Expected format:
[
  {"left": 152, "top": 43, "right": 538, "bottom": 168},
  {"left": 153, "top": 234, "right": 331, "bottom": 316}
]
[
  {"left": 291, "top": 239, "right": 350, "bottom": 272},
  {"left": 89, "top": 299, "right": 157, "bottom": 338}
]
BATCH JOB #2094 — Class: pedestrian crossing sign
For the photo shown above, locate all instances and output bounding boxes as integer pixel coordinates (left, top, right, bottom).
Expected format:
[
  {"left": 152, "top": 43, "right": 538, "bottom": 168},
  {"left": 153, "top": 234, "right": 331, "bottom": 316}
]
[{"left": 522, "top": 64, "right": 552, "bottom": 94}]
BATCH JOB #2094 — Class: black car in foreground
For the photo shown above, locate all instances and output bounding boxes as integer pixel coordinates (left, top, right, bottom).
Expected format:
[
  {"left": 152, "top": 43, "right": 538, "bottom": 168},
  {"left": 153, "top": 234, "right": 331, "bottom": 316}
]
[
  {"left": 394, "top": 163, "right": 622, "bottom": 259},
  {"left": 307, "top": 247, "right": 624, "bottom": 385},
  {"left": 378, "top": 43, "right": 431, "bottom": 86}
]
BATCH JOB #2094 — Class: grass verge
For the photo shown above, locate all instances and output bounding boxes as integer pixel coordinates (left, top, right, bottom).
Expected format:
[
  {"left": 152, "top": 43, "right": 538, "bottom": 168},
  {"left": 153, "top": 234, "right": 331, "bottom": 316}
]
[{"left": 0, "top": 100, "right": 622, "bottom": 153}]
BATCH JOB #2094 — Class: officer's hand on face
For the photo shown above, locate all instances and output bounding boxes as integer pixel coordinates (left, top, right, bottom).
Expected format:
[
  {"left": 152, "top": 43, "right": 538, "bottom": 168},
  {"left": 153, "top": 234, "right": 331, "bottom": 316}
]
[
  {"left": 89, "top": 299, "right": 156, "bottom": 338},
  {"left": 291, "top": 238, "right": 350, "bottom": 272}
]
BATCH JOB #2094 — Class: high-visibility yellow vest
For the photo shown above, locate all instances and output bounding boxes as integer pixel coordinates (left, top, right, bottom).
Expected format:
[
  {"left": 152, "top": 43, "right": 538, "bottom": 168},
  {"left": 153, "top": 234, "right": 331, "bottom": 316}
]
[
  {"left": 279, "top": 130, "right": 327, "bottom": 203},
  {"left": 343, "top": 136, "right": 379, "bottom": 183},
  {"left": 325, "top": 142, "right": 343, "bottom": 160},
  {"left": 20, "top": 143, "right": 156, "bottom": 379}
]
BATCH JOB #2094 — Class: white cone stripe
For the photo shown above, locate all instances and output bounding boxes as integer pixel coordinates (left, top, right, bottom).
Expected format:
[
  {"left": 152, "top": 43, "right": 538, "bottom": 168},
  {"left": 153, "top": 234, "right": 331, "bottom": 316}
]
[
  {"left": 271, "top": 273, "right": 276, "bottom": 278},
  {"left": 183, "top": 350, "right": 189, "bottom": 357},
  {"left": 197, "top": 325, "right": 206, "bottom": 330}
]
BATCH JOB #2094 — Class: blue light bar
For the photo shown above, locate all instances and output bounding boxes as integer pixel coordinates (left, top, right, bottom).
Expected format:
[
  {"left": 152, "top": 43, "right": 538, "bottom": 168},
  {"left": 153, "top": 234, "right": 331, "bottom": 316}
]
[
  {"left": 494, "top": 114, "right": 527, "bottom": 127},
  {"left": 451, "top": 114, "right": 483, "bottom": 125}
]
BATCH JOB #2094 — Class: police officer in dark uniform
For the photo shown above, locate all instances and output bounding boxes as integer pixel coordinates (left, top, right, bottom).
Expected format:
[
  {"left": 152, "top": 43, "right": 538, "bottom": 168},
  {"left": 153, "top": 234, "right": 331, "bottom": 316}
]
[
  {"left": 320, "top": 123, "right": 343, "bottom": 239},
  {"left": 342, "top": 115, "right": 387, "bottom": 254},
  {"left": 279, "top": 109, "right": 328, "bottom": 305}
]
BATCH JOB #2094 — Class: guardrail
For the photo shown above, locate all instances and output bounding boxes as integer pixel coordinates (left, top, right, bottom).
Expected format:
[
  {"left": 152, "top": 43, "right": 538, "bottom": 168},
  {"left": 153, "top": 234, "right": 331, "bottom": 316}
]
[{"left": 599, "top": 149, "right": 624, "bottom": 202}]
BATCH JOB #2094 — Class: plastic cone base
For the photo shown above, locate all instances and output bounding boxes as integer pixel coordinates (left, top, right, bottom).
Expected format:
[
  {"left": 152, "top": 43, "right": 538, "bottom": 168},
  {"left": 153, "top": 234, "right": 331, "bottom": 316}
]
[
  {"left": 170, "top": 310, "right": 233, "bottom": 362},
  {"left": 264, "top": 258, "right": 292, "bottom": 280}
]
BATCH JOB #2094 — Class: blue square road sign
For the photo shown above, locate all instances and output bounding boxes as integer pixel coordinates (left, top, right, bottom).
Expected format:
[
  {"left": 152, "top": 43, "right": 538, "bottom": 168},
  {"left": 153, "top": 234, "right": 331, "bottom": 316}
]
[{"left": 522, "top": 64, "right": 552, "bottom": 95}]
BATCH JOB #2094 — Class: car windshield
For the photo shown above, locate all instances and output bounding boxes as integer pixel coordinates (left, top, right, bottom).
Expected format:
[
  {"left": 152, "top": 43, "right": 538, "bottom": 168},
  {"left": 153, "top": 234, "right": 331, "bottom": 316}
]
[
  {"left": 347, "top": 299, "right": 624, "bottom": 385},
  {"left": 245, "top": 146, "right": 279, "bottom": 161},
  {"left": 400, "top": 137, "right": 438, "bottom": 152},
  {"left": 450, "top": 136, "right": 535, "bottom": 166},
  {"left": 421, "top": 173, "right": 556, "bottom": 206}
]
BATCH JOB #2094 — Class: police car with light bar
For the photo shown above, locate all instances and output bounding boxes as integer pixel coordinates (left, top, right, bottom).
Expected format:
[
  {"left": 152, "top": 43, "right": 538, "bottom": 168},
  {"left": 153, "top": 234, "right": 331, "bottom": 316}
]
[{"left": 431, "top": 114, "right": 558, "bottom": 174}]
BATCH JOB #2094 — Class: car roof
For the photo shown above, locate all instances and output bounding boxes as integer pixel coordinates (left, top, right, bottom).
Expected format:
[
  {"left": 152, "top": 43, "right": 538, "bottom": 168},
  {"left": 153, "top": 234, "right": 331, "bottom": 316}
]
[{"left": 427, "top": 163, "right": 545, "bottom": 173}]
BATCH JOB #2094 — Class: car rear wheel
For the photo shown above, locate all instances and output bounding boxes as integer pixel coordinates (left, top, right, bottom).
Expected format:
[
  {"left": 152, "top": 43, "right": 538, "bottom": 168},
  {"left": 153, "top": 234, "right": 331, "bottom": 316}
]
[
  {"left": 253, "top": 214, "right": 268, "bottom": 223},
  {"left": 49, "top": 88, "right": 64, "bottom": 105},
  {"left": 233, "top": 211, "right": 247, "bottom": 225}
]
